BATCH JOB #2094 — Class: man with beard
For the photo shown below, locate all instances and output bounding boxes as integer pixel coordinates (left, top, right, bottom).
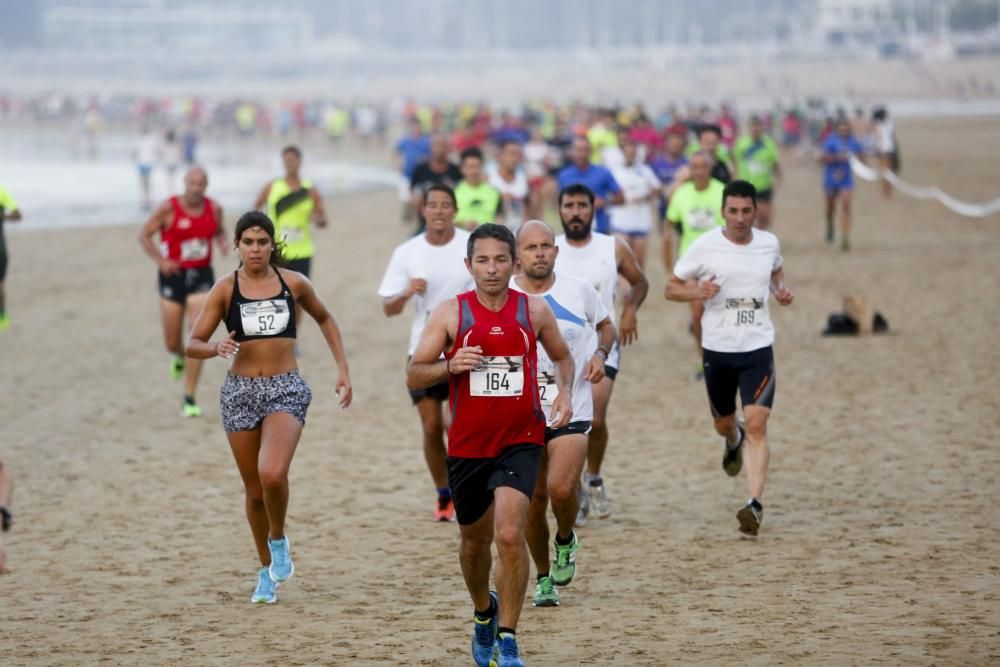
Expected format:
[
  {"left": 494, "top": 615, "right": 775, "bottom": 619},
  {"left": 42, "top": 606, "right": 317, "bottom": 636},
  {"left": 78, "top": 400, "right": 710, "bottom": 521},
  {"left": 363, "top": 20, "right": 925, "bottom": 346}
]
[
  {"left": 556, "top": 136, "right": 623, "bottom": 235},
  {"left": 408, "top": 224, "right": 574, "bottom": 667},
  {"left": 554, "top": 184, "right": 648, "bottom": 523},
  {"left": 511, "top": 220, "right": 616, "bottom": 608}
]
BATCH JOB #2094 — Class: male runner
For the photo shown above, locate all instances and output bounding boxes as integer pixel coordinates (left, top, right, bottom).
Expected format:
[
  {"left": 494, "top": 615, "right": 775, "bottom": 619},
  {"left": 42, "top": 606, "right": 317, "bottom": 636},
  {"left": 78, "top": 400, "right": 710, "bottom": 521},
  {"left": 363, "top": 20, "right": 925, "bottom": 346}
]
[
  {"left": 664, "top": 151, "right": 726, "bottom": 378},
  {"left": 666, "top": 180, "right": 794, "bottom": 535},
  {"left": 512, "top": 220, "right": 616, "bottom": 607},
  {"left": 555, "top": 184, "right": 648, "bottom": 522},
  {"left": 394, "top": 117, "right": 431, "bottom": 225},
  {"left": 378, "top": 184, "right": 473, "bottom": 521},
  {"left": 0, "top": 184, "right": 23, "bottom": 331},
  {"left": 648, "top": 124, "right": 689, "bottom": 233},
  {"left": 733, "top": 115, "right": 782, "bottom": 229},
  {"left": 557, "top": 136, "right": 623, "bottom": 235},
  {"left": 609, "top": 136, "right": 662, "bottom": 267},
  {"left": 489, "top": 140, "right": 529, "bottom": 233},
  {"left": 821, "top": 117, "right": 864, "bottom": 251},
  {"left": 408, "top": 224, "right": 574, "bottom": 667},
  {"left": 686, "top": 124, "right": 733, "bottom": 184},
  {"left": 139, "top": 166, "right": 226, "bottom": 416},
  {"left": 253, "top": 145, "right": 327, "bottom": 276},
  {"left": 455, "top": 147, "right": 503, "bottom": 230}
]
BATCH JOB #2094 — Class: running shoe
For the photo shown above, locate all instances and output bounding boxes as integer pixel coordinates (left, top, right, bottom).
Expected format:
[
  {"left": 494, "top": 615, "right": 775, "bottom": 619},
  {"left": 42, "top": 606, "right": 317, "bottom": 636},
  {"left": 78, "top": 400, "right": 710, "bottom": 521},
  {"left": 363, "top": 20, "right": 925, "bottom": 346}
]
[
  {"left": 497, "top": 633, "right": 524, "bottom": 667},
  {"left": 550, "top": 532, "right": 579, "bottom": 586},
  {"left": 181, "top": 401, "right": 203, "bottom": 418},
  {"left": 722, "top": 424, "right": 745, "bottom": 477},
  {"left": 588, "top": 483, "right": 613, "bottom": 519},
  {"left": 575, "top": 480, "right": 589, "bottom": 527},
  {"left": 532, "top": 574, "right": 559, "bottom": 607},
  {"left": 693, "top": 363, "right": 705, "bottom": 381},
  {"left": 434, "top": 497, "right": 456, "bottom": 522},
  {"left": 0, "top": 312, "right": 9, "bottom": 331},
  {"left": 471, "top": 591, "right": 499, "bottom": 667},
  {"left": 737, "top": 501, "right": 763, "bottom": 536},
  {"left": 251, "top": 567, "right": 277, "bottom": 604},
  {"left": 268, "top": 536, "right": 294, "bottom": 582},
  {"left": 170, "top": 356, "right": 185, "bottom": 380}
]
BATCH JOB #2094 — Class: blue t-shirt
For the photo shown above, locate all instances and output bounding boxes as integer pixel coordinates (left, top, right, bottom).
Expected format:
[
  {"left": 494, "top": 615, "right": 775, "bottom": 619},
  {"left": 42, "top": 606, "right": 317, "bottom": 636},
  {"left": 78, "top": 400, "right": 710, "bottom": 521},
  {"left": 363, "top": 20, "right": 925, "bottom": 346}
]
[
  {"left": 823, "top": 134, "right": 863, "bottom": 189},
  {"left": 396, "top": 136, "right": 431, "bottom": 179},
  {"left": 557, "top": 164, "right": 622, "bottom": 234},
  {"left": 648, "top": 155, "right": 688, "bottom": 218}
]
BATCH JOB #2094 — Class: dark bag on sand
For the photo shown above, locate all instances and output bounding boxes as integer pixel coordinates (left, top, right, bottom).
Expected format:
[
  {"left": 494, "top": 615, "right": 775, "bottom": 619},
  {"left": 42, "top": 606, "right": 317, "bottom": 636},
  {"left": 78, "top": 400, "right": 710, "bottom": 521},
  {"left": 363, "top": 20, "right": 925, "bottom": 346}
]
[{"left": 822, "top": 312, "right": 890, "bottom": 336}]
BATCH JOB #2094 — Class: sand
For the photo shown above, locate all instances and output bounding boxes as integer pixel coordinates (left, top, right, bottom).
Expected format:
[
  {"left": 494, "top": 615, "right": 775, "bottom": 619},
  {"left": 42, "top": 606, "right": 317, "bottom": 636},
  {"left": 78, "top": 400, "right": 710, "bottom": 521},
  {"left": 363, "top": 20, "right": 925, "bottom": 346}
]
[{"left": 1, "top": 116, "right": 999, "bottom": 665}]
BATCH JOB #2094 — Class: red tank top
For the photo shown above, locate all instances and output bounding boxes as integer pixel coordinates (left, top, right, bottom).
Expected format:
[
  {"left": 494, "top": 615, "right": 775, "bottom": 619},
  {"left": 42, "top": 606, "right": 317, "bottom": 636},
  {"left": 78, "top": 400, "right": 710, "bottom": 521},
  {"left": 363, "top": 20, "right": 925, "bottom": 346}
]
[
  {"left": 161, "top": 196, "right": 218, "bottom": 269},
  {"left": 446, "top": 289, "right": 545, "bottom": 458}
]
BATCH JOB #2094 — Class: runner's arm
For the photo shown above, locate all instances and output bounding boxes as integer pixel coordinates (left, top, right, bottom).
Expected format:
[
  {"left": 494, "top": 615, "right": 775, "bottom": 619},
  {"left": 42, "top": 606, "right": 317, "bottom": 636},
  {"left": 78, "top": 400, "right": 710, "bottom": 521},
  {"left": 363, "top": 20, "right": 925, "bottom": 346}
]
[
  {"left": 615, "top": 238, "right": 649, "bottom": 345},
  {"left": 407, "top": 300, "right": 471, "bottom": 389},
  {"left": 770, "top": 267, "right": 794, "bottom": 306},
  {"left": 213, "top": 202, "right": 229, "bottom": 255},
  {"left": 294, "top": 272, "right": 352, "bottom": 407},
  {"left": 137, "top": 201, "right": 177, "bottom": 272},
  {"left": 4, "top": 208, "right": 21, "bottom": 222},
  {"left": 586, "top": 316, "right": 617, "bottom": 383},
  {"left": 185, "top": 280, "right": 231, "bottom": 359},
  {"left": 772, "top": 161, "right": 783, "bottom": 190},
  {"left": 252, "top": 182, "right": 271, "bottom": 211},
  {"left": 309, "top": 186, "right": 328, "bottom": 228}
]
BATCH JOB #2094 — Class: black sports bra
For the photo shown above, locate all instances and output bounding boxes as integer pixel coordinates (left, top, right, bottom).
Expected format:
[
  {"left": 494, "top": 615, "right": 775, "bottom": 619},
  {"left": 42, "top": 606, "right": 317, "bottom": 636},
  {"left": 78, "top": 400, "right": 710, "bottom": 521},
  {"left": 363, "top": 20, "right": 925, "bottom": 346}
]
[{"left": 226, "top": 269, "right": 297, "bottom": 342}]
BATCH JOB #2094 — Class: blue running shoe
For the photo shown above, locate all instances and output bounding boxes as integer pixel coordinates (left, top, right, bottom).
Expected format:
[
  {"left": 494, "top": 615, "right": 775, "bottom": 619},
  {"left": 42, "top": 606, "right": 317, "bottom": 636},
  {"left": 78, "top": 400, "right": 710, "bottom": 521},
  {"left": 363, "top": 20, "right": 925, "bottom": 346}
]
[
  {"left": 268, "top": 536, "right": 294, "bottom": 582},
  {"left": 251, "top": 567, "right": 277, "bottom": 604},
  {"left": 497, "top": 633, "right": 524, "bottom": 667},
  {"left": 471, "top": 591, "right": 499, "bottom": 667}
]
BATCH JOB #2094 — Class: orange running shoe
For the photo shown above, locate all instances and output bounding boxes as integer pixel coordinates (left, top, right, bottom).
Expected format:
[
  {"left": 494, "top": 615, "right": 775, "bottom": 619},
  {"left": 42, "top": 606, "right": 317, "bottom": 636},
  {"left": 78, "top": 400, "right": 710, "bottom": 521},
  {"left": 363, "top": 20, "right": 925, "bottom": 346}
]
[{"left": 435, "top": 498, "right": 456, "bottom": 522}]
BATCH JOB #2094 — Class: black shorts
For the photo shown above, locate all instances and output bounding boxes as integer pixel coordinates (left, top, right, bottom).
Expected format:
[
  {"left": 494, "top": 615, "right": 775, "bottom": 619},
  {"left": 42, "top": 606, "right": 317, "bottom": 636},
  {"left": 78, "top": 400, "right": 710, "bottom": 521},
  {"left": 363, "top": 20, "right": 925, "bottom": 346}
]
[
  {"left": 604, "top": 364, "right": 618, "bottom": 381},
  {"left": 285, "top": 257, "right": 312, "bottom": 277},
  {"left": 447, "top": 444, "right": 542, "bottom": 525},
  {"left": 0, "top": 239, "right": 7, "bottom": 282},
  {"left": 545, "top": 420, "right": 592, "bottom": 444},
  {"left": 158, "top": 266, "right": 214, "bottom": 305},
  {"left": 703, "top": 346, "right": 775, "bottom": 418},
  {"left": 757, "top": 188, "right": 774, "bottom": 203}
]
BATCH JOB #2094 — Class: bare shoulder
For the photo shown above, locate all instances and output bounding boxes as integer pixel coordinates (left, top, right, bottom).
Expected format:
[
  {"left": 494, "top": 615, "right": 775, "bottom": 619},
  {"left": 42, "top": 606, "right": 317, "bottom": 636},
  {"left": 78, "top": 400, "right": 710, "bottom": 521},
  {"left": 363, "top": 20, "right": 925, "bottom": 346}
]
[
  {"left": 526, "top": 294, "right": 553, "bottom": 324},
  {"left": 208, "top": 270, "right": 236, "bottom": 302},
  {"left": 277, "top": 266, "right": 311, "bottom": 294}
]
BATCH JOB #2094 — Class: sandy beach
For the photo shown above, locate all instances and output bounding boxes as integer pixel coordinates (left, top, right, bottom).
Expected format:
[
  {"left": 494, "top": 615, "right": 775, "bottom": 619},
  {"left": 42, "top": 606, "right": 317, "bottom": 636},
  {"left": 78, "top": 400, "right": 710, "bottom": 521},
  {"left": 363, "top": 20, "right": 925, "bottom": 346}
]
[{"left": 1, "top": 116, "right": 999, "bottom": 665}]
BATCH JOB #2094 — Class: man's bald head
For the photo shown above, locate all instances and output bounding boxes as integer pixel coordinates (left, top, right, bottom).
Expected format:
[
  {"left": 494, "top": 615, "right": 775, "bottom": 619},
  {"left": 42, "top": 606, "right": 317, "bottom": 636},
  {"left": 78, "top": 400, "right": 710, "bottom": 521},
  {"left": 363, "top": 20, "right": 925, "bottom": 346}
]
[
  {"left": 516, "top": 220, "right": 555, "bottom": 247},
  {"left": 516, "top": 220, "right": 558, "bottom": 281},
  {"left": 183, "top": 166, "right": 208, "bottom": 201}
]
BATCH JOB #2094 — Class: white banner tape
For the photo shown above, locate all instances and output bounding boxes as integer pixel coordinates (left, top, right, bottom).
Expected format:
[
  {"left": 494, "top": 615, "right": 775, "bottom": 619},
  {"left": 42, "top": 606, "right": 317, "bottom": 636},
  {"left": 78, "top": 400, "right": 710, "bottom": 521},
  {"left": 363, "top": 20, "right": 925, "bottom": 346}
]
[{"left": 849, "top": 155, "right": 1000, "bottom": 218}]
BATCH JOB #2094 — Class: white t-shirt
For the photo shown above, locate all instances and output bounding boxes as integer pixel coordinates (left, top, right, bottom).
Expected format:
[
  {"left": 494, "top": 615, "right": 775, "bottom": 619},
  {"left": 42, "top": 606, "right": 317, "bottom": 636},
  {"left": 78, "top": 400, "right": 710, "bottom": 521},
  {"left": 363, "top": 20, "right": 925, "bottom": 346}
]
[
  {"left": 673, "top": 227, "right": 783, "bottom": 354},
  {"left": 523, "top": 142, "right": 549, "bottom": 180},
  {"left": 510, "top": 273, "right": 609, "bottom": 423},
  {"left": 378, "top": 228, "right": 474, "bottom": 355},
  {"left": 488, "top": 167, "right": 529, "bottom": 233},
  {"left": 875, "top": 120, "right": 896, "bottom": 154},
  {"left": 554, "top": 232, "right": 621, "bottom": 369},
  {"left": 610, "top": 163, "right": 662, "bottom": 234}
]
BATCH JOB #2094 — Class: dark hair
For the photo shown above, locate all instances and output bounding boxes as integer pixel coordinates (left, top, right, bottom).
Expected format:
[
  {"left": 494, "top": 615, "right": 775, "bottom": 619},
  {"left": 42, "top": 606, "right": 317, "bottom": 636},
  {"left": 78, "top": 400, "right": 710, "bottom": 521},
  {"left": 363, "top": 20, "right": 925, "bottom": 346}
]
[
  {"left": 872, "top": 107, "right": 888, "bottom": 121},
  {"left": 282, "top": 145, "right": 302, "bottom": 158},
  {"left": 498, "top": 139, "right": 519, "bottom": 151},
  {"left": 697, "top": 123, "right": 722, "bottom": 137},
  {"left": 459, "top": 146, "right": 484, "bottom": 164},
  {"left": 557, "top": 183, "right": 595, "bottom": 208},
  {"left": 467, "top": 223, "right": 516, "bottom": 261},
  {"left": 234, "top": 211, "right": 286, "bottom": 268},
  {"left": 423, "top": 183, "right": 457, "bottom": 208},
  {"left": 722, "top": 180, "right": 758, "bottom": 209}
]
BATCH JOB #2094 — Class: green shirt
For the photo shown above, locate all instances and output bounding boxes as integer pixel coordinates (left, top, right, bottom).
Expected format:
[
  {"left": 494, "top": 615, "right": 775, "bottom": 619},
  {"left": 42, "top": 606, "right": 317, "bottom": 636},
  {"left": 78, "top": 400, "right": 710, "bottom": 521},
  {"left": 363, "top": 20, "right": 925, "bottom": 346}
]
[
  {"left": 667, "top": 179, "right": 725, "bottom": 257},
  {"left": 455, "top": 181, "right": 502, "bottom": 226},
  {"left": 267, "top": 178, "right": 315, "bottom": 260},
  {"left": 0, "top": 185, "right": 17, "bottom": 238},
  {"left": 733, "top": 135, "right": 779, "bottom": 191}
]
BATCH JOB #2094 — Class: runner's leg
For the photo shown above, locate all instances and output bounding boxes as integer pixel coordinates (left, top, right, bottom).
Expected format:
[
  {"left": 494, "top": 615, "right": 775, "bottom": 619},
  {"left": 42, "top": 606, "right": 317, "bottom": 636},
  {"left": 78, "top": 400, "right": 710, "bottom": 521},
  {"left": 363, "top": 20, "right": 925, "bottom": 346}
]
[
  {"left": 258, "top": 412, "right": 302, "bottom": 539},
  {"left": 227, "top": 429, "right": 271, "bottom": 566},
  {"left": 493, "top": 486, "right": 531, "bottom": 631}
]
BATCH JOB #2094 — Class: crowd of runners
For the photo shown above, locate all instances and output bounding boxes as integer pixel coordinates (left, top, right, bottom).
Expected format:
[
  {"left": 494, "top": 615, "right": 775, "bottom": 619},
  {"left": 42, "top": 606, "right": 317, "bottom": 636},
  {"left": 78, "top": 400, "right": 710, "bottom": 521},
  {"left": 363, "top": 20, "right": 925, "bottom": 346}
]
[{"left": 4, "top": 97, "right": 908, "bottom": 666}]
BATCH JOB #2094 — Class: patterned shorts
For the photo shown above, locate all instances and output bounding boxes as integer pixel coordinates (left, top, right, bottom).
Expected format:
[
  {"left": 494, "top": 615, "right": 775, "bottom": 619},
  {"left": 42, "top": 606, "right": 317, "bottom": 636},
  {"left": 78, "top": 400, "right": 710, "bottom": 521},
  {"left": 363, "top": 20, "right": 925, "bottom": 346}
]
[{"left": 220, "top": 370, "right": 312, "bottom": 433}]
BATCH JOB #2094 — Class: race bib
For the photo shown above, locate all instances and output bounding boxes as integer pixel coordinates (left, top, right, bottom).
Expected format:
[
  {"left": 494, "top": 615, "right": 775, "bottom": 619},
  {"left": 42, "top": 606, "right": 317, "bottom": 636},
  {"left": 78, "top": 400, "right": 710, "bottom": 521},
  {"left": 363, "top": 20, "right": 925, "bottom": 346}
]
[
  {"left": 469, "top": 356, "right": 524, "bottom": 397},
  {"left": 180, "top": 238, "right": 209, "bottom": 262},
  {"left": 688, "top": 208, "right": 717, "bottom": 231},
  {"left": 282, "top": 226, "right": 305, "bottom": 244},
  {"left": 536, "top": 370, "right": 557, "bottom": 407},
  {"left": 747, "top": 159, "right": 767, "bottom": 175},
  {"left": 240, "top": 300, "right": 290, "bottom": 336},
  {"left": 723, "top": 298, "right": 763, "bottom": 327}
]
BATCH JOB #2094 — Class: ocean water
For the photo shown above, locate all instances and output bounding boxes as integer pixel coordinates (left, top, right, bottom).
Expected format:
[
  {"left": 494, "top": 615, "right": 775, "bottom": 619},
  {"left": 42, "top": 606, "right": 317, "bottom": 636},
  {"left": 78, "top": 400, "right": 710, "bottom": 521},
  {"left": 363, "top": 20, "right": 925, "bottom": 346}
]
[{"left": 0, "top": 132, "right": 398, "bottom": 232}]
